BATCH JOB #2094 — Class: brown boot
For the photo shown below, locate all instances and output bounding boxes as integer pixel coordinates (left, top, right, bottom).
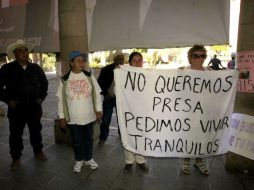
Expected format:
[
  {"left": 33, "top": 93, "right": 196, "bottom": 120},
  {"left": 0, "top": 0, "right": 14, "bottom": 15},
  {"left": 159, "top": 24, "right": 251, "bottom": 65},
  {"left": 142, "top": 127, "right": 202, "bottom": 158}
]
[
  {"left": 34, "top": 151, "right": 47, "bottom": 161},
  {"left": 11, "top": 159, "right": 21, "bottom": 171}
]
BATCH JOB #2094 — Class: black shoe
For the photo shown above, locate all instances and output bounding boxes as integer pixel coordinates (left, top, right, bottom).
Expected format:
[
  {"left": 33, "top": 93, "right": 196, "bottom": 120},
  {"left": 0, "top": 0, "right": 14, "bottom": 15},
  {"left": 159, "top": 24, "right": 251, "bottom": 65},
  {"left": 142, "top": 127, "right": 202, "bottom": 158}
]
[
  {"left": 98, "top": 139, "right": 105, "bottom": 145},
  {"left": 123, "top": 164, "right": 133, "bottom": 173},
  {"left": 34, "top": 151, "right": 47, "bottom": 161},
  {"left": 137, "top": 163, "right": 149, "bottom": 173},
  {"left": 11, "top": 159, "right": 21, "bottom": 171}
]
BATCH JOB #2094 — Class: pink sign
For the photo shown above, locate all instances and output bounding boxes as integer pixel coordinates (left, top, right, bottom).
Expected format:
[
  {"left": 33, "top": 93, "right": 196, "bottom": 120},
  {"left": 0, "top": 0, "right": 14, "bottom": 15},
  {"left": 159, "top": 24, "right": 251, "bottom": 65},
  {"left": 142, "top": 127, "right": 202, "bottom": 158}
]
[{"left": 237, "top": 50, "right": 254, "bottom": 92}]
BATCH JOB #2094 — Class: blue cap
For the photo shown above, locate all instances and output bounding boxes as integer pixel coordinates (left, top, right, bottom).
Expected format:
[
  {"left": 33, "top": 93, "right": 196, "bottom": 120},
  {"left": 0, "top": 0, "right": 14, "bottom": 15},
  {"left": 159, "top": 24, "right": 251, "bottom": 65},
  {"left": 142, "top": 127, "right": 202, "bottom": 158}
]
[{"left": 69, "top": 50, "right": 81, "bottom": 61}]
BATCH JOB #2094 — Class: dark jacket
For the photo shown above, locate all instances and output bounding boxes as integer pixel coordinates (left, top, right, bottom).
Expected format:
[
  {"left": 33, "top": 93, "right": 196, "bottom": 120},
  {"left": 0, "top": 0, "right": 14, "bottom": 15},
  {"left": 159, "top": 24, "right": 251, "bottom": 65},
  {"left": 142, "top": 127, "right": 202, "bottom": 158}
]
[
  {"left": 97, "top": 63, "right": 116, "bottom": 96},
  {"left": 0, "top": 61, "right": 48, "bottom": 105}
]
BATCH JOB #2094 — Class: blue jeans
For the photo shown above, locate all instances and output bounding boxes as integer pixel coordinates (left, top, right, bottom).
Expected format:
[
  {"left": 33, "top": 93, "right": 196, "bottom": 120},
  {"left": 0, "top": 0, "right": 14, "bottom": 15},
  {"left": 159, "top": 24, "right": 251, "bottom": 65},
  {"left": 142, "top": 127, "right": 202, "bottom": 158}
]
[
  {"left": 99, "top": 96, "right": 117, "bottom": 141},
  {"left": 68, "top": 123, "right": 93, "bottom": 161}
]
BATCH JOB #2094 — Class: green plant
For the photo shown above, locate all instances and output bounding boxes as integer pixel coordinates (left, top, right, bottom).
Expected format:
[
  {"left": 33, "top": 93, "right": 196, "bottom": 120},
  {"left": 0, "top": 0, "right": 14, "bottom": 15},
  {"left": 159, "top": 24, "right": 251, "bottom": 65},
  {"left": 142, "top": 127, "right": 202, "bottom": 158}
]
[
  {"left": 211, "top": 45, "right": 230, "bottom": 54},
  {"left": 42, "top": 53, "right": 56, "bottom": 71},
  {"left": 133, "top": 48, "right": 148, "bottom": 53},
  {"left": 90, "top": 56, "right": 101, "bottom": 68}
]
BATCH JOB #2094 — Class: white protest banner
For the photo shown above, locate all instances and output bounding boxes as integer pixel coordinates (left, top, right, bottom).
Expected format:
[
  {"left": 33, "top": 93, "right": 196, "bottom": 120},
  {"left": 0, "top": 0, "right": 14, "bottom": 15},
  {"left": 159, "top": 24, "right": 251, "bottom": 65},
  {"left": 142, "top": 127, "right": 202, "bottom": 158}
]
[
  {"left": 115, "top": 66, "right": 238, "bottom": 158},
  {"left": 228, "top": 113, "right": 254, "bottom": 160}
]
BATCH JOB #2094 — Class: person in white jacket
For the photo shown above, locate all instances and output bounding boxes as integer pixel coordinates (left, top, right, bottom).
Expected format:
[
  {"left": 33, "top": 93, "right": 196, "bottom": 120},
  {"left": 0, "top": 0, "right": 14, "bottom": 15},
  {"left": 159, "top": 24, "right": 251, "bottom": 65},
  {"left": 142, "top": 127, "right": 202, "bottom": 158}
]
[{"left": 56, "top": 51, "right": 102, "bottom": 173}]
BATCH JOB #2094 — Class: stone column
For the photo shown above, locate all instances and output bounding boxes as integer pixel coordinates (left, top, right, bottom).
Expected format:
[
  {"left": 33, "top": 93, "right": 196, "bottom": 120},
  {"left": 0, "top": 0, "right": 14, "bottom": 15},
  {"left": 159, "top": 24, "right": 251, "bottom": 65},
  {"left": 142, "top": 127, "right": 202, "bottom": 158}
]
[
  {"left": 55, "top": 0, "right": 100, "bottom": 144},
  {"left": 225, "top": 0, "right": 254, "bottom": 174},
  {"left": 58, "top": 0, "right": 88, "bottom": 74}
]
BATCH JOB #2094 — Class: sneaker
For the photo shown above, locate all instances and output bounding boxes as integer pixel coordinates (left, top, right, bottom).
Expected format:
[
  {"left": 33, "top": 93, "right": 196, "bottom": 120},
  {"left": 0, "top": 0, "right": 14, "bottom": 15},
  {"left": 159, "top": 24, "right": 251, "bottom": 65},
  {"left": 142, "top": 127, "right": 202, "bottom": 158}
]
[
  {"left": 34, "top": 151, "right": 47, "bottom": 161},
  {"left": 123, "top": 164, "right": 133, "bottom": 173},
  {"left": 73, "top": 161, "right": 83, "bottom": 173},
  {"left": 11, "top": 159, "right": 21, "bottom": 171},
  {"left": 182, "top": 158, "right": 190, "bottom": 174},
  {"left": 84, "top": 159, "right": 98, "bottom": 170},
  {"left": 194, "top": 160, "right": 209, "bottom": 176},
  {"left": 137, "top": 163, "right": 149, "bottom": 173}
]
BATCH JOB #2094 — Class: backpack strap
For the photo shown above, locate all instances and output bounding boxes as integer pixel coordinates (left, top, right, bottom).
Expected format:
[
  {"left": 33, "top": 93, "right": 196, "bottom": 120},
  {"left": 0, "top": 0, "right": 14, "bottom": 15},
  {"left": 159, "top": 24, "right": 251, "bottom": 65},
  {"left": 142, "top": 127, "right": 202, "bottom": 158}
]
[
  {"left": 82, "top": 70, "right": 91, "bottom": 77},
  {"left": 62, "top": 70, "right": 71, "bottom": 81},
  {"left": 61, "top": 77, "right": 70, "bottom": 121},
  {"left": 86, "top": 74, "right": 97, "bottom": 112},
  {"left": 82, "top": 70, "right": 98, "bottom": 112}
]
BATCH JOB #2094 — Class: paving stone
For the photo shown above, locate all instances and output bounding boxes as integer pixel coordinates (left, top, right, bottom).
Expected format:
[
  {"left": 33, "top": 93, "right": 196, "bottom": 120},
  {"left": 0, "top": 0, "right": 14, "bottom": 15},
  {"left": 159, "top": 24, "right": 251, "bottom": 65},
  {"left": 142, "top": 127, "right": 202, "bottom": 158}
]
[{"left": 85, "top": 167, "right": 121, "bottom": 188}]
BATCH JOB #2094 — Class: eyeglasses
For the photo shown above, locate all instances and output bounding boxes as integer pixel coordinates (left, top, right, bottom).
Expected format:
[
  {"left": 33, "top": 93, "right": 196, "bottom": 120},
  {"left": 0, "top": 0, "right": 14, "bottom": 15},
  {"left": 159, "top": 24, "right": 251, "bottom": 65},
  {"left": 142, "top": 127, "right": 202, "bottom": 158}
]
[{"left": 193, "top": 53, "right": 206, "bottom": 59}]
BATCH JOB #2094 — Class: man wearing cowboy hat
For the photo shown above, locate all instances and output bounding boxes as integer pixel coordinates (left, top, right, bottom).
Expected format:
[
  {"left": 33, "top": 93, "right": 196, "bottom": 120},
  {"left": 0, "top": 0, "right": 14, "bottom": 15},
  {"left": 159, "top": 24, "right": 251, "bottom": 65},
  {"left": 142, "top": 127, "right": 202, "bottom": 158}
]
[
  {"left": 0, "top": 39, "right": 48, "bottom": 170},
  {"left": 97, "top": 51, "right": 125, "bottom": 145}
]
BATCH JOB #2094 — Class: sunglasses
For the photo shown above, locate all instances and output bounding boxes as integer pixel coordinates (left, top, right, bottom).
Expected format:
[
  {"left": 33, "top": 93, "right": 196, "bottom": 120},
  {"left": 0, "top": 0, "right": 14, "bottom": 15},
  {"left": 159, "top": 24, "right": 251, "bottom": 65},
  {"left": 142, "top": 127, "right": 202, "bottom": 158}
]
[{"left": 193, "top": 53, "right": 206, "bottom": 59}]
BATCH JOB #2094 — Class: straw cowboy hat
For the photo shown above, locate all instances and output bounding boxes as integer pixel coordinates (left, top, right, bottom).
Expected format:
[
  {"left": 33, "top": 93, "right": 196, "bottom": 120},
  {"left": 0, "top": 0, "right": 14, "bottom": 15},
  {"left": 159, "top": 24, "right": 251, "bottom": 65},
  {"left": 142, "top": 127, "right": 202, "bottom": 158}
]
[{"left": 6, "top": 39, "right": 32, "bottom": 59}]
